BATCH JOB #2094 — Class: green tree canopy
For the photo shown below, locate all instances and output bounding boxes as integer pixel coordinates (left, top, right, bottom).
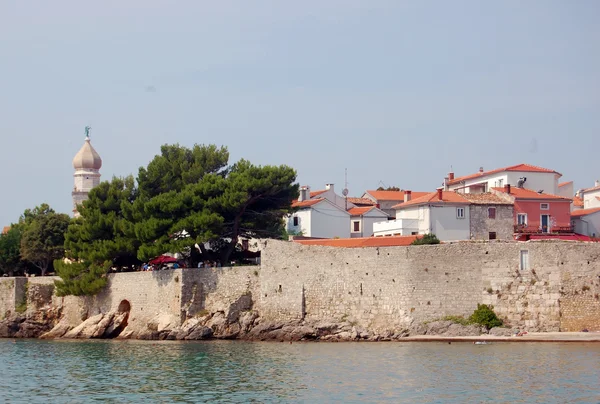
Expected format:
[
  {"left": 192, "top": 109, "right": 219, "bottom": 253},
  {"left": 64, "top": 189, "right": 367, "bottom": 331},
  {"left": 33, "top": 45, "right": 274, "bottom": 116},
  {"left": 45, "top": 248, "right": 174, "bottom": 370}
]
[
  {"left": 0, "top": 226, "right": 24, "bottom": 276},
  {"left": 132, "top": 156, "right": 298, "bottom": 265},
  {"left": 56, "top": 176, "right": 139, "bottom": 296},
  {"left": 137, "top": 144, "right": 229, "bottom": 198},
  {"left": 19, "top": 204, "right": 70, "bottom": 276}
]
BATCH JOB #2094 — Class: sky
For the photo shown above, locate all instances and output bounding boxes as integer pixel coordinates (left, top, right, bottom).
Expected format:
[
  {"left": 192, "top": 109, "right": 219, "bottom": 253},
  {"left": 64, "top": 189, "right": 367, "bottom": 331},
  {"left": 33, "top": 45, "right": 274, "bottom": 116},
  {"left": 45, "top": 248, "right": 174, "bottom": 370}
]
[{"left": 0, "top": 0, "right": 599, "bottom": 225}]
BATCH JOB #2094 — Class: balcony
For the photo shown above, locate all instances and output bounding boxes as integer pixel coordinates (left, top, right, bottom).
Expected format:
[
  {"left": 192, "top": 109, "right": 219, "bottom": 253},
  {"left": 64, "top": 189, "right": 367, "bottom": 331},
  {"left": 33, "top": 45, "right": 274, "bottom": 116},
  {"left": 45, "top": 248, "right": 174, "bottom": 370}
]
[{"left": 513, "top": 225, "right": 574, "bottom": 235}]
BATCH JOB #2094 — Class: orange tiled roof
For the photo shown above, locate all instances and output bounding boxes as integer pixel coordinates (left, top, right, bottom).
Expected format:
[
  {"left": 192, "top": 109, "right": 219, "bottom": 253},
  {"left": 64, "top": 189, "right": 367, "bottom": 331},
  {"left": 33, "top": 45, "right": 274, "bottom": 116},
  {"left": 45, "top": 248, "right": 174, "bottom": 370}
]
[
  {"left": 310, "top": 189, "right": 327, "bottom": 198},
  {"left": 460, "top": 193, "right": 513, "bottom": 205},
  {"left": 1, "top": 226, "right": 10, "bottom": 235},
  {"left": 295, "top": 235, "right": 419, "bottom": 248},
  {"left": 292, "top": 198, "right": 324, "bottom": 208},
  {"left": 347, "top": 207, "right": 375, "bottom": 216},
  {"left": 558, "top": 181, "right": 572, "bottom": 188},
  {"left": 394, "top": 191, "right": 469, "bottom": 209},
  {"left": 571, "top": 207, "right": 600, "bottom": 218},
  {"left": 492, "top": 187, "right": 571, "bottom": 201},
  {"left": 573, "top": 196, "right": 584, "bottom": 207},
  {"left": 582, "top": 185, "right": 600, "bottom": 193},
  {"left": 346, "top": 197, "right": 375, "bottom": 206},
  {"left": 366, "top": 190, "right": 429, "bottom": 201},
  {"left": 448, "top": 163, "right": 561, "bottom": 186}
]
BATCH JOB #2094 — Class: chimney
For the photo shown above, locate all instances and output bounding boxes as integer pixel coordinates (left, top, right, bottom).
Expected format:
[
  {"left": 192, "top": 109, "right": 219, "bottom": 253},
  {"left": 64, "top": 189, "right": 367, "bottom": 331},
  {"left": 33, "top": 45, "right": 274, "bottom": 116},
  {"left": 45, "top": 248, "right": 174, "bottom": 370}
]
[
  {"left": 479, "top": 167, "right": 484, "bottom": 173},
  {"left": 325, "top": 183, "right": 334, "bottom": 191},
  {"left": 595, "top": 180, "right": 600, "bottom": 187},
  {"left": 404, "top": 190, "right": 412, "bottom": 203},
  {"left": 444, "top": 176, "right": 449, "bottom": 191},
  {"left": 298, "top": 186, "right": 309, "bottom": 202},
  {"left": 448, "top": 172, "right": 455, "bottom": 181},
  {"left": 437, "top": 189, "right": 443, "bottom": 200},
  {"left": 504, "top": 184, "right": 511, "bottom": 194}
]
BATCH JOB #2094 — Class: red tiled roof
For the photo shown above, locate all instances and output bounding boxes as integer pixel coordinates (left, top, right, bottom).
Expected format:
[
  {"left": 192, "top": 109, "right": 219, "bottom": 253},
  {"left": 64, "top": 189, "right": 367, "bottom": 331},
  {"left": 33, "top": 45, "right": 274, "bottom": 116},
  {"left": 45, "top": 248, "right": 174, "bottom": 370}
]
[
  {"left": 365, "top": 190, "right": 429, "bottom": 201},
  {"left": 295, "top": 235, "right": 419, "bottom": 248},
  {"left": 292, "top": 198, "right": 324, "bottom": 208},
  {"left": 448, "top": 164, "right": 561, "bottom": 186},
  {"left": 573, "top": 196, "right": 584, "bottom": 207},
  {"left": 558, "top": 181, "right": 572, "bottom": 188},
  {"left": 459, "top": 193, "right": 513, "bottom": 205},
  {"left": 310, "top": 189, "right": 327, "bottom": 198},
  {"left": 1, "top": 226, "right": 10, "bottom": 235},
  {"left": 571, "top": 207, "right": 600, "bottom": 218},
  {"left": 346, "top": 197, "right": 375, "bottom": 206},
  {"left": 582, "top": 185, "right": 600, "bottom": 193},
  {"left": 492, "top": 187, "right": 571, "bottom": 201},
  {"left": 347, "top": 207, "right": 374, "bottom": 216},
  {"left": 394, "top": 191, "right": 469, "bottom": 209}
]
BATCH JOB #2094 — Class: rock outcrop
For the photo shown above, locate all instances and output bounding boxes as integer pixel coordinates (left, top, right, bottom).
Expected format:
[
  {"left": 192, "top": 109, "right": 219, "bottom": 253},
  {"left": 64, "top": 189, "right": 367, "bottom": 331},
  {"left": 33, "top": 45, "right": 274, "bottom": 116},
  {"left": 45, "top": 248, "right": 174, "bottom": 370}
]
[{"left": 0, "top": 308, "right": 62, "bottom": 339}]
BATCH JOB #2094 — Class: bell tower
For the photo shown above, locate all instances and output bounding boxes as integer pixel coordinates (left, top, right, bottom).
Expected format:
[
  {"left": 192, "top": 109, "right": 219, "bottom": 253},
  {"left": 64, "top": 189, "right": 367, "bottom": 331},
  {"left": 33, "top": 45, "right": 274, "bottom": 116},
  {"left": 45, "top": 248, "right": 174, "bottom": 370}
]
[{"left": 72, "top": 126, "right": 102, "bottom": 217}]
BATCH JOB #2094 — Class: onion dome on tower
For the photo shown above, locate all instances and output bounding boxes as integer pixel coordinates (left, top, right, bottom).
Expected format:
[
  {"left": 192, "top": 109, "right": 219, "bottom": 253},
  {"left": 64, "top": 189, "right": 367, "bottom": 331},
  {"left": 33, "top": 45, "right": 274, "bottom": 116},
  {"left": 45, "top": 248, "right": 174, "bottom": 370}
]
[
  {"left": 72, "top": 126, "right": 102, "bottom": 217},
  {"left": 73, "top": 134, "right": 102, "bottom": 170}
]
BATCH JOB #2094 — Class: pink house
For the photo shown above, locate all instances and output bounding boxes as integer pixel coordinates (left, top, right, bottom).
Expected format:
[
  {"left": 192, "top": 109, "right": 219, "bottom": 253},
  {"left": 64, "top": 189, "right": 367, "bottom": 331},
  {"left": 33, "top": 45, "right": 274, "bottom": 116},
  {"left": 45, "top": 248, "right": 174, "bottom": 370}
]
[{"left": 492, "top": 185, "right": 572, "bottom": 236}]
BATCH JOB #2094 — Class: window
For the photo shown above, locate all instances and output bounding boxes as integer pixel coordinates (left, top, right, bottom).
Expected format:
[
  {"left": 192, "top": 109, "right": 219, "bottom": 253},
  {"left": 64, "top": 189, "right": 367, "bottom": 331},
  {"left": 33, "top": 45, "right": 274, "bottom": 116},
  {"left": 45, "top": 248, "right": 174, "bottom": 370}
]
[
  {"left": 540, "top": 203, "right": 549, "bottom": 210},
  {"left": 497, "top": 179, "right": 503, "bottom": 187},
  {"left": 457, "top": 207, "right": 465, "bottom": 219},
  {"left": 293, "top": 216, "right": 299, "bottom": 226},
  {"left": 488, "top": 207, "right": 496, "bottom": 219},
  {"left": 489, "top": 232, "right": 497, "bottom": 240},
  {"left": 353, "top": 221, "right": 360, "bottom": 232},
  {"left": 242, "top": 239, "right": 249, "bottom": 251},
  {"left": 520, "top": 250, "right": 530, "bottom": 271},
  {"left": 411, "top": 232, "right": 418, "bottom": 235},
  {"left": 517, "top": 214, "right": 527, "bottom": 226}
]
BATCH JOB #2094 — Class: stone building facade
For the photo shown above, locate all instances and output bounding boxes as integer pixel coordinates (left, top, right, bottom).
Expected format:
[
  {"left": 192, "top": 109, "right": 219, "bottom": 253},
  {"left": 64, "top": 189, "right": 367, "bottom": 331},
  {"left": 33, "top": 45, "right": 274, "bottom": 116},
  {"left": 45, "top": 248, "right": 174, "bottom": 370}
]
[{"left": 461, "top": 193, "right": 514, "bottom": 241}]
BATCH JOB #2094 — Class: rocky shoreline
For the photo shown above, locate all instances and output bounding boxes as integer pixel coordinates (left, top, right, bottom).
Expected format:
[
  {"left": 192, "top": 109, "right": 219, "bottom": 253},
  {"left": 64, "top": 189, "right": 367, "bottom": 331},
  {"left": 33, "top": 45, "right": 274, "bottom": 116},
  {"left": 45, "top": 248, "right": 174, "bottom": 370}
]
[{"left": 1, "top": 307, "right": 518, "bottom": 341}]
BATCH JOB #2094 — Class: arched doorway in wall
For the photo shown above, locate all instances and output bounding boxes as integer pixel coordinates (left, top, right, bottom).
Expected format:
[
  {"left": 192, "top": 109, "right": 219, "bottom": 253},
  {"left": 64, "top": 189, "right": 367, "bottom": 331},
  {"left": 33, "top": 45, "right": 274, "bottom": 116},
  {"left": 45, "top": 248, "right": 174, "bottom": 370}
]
[{"left": 105, "top": 299, "right": 132, "bottom": 339}]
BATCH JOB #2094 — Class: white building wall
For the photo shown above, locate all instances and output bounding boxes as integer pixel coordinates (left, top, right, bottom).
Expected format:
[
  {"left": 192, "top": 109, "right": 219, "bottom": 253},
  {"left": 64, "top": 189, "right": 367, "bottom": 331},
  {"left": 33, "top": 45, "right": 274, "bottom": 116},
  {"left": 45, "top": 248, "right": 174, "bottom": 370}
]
[
  {"left": 353, "top": 210, "right": 389, "bottom": 237},
  {"left": 429, "top": 205, "right": 470, "bottom": 241},
  {"left": 450, "top": 171, "right": 559, "bottom": 195},
  {"left": 583, "top": 189, "right": 600, "bottom": 209},
  {"left": 314, "top": 187, "right": 354, "bottom": 211},
  {"left": 573, "top": 211, "right": 600, "bottom": 238},
  {"left": 309, "top": 203, "right": 350, "bottom": 239},
  {"left": 372, "top": 219, "right": 419, "bottom": 236},
  {"left": 286, "top": 209, "right": 312, "bottom": 237}
]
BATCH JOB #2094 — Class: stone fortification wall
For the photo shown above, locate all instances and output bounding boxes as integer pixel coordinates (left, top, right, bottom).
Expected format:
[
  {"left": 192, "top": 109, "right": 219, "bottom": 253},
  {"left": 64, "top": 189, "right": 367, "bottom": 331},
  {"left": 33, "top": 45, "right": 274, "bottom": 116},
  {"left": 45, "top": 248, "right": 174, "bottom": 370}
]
[
  {"left": 260, "top": 240, "right": 600, "bottom": 332},
  {"left": 0, "top": 277, "right": 27, "bottom": 319}
]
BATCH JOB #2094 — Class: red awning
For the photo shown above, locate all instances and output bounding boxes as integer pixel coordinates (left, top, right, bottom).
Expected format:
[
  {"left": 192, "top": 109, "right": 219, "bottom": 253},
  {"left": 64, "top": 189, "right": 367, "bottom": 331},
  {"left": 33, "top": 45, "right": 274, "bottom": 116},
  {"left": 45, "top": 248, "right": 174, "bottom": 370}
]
[{"left": 149, "top": 255, "right": 178, "bottom": 265}]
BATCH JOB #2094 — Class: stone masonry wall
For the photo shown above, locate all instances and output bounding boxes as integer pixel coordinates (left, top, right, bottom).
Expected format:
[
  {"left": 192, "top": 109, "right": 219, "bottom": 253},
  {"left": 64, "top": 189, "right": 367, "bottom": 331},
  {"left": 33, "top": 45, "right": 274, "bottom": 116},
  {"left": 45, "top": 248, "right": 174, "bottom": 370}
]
[
  {"left": 2, "top": 241, "right": 600, "bottom": 335},
  {"left": 469, "top": 205, "right": 514, "bottom": 241},
  {"left": 260, "top": 240, "right": 600, "bottom": 332}
]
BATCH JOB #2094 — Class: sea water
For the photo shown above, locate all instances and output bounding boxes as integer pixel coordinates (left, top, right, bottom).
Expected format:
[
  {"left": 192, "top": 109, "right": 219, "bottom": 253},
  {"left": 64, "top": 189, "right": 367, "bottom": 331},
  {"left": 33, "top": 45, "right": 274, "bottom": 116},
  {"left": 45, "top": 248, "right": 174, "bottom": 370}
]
[{"left": 0, "top": 340, "right": 599, "bottom": 403}]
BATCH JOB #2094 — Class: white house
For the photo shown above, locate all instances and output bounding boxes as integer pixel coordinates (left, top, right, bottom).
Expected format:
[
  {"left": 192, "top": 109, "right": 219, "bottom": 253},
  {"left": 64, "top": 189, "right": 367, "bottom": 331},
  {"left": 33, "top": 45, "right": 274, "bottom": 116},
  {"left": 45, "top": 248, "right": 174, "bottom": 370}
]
[
  {"left": 581, "top": 182, "right": 600, "bottom": 209},
  {"left": 348, "top": 206, "right": 389, "bottom": 238},
  {"left": 445, "top": 164, "right": 562, "bottom": 196},
  {"left": 308, "top": 183, "right": 354, "bottom": 211},
  {"left": 286, "top": 188, "right": 351, "bottom": 238},
  {"left": 373, "top": 190, "right": 471, "bottom": 241},
  {"left": 571, "top": 207, "right": 600, "bottom": 238}
]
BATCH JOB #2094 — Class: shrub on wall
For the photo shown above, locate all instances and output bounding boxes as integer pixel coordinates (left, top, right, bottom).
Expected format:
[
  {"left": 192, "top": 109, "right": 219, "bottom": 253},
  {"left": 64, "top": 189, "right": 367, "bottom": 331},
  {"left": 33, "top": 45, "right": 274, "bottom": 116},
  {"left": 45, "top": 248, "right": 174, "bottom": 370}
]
[
  {"left": 469, "top": 304, "right": 503, "bottom": 329},
  {"left": 411, "top": 234, "right": 440, "bottom": 245}
]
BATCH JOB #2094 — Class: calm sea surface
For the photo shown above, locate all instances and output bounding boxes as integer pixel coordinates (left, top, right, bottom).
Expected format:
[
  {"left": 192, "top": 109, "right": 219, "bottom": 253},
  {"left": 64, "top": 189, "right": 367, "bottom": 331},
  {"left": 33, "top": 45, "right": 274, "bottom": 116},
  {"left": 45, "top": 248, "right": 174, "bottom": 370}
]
[{"left": 0, "top": 340, "right": 599, "bottom": 403}]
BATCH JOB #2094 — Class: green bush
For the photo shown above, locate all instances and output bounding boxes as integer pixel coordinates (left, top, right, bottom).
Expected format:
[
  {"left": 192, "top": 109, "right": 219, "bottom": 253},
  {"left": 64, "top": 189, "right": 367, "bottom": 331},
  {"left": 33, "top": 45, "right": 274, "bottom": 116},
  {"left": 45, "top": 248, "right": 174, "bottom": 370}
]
[
  {"left": 411, "top": 233, "right": 440, "bottom": 245},
  {"left": 469, "top": 304, "right": 503, "bottom": 329}
]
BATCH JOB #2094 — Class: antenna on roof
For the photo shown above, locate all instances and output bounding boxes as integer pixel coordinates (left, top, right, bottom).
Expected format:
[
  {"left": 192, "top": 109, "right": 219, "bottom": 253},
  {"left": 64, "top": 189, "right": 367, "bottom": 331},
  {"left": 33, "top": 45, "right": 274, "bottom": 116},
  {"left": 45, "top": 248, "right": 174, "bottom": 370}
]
[{"left": 343, "top": 168, "right": 349, "bottom": 211}]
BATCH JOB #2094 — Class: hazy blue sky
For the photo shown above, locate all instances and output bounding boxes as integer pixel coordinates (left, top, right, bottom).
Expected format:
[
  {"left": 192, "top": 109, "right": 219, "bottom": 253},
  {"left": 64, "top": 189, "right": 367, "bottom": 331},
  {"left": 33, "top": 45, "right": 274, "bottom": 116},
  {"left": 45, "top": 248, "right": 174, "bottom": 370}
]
[{"left": 1, "top": 1, "right": 599, "bottom": 225}]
